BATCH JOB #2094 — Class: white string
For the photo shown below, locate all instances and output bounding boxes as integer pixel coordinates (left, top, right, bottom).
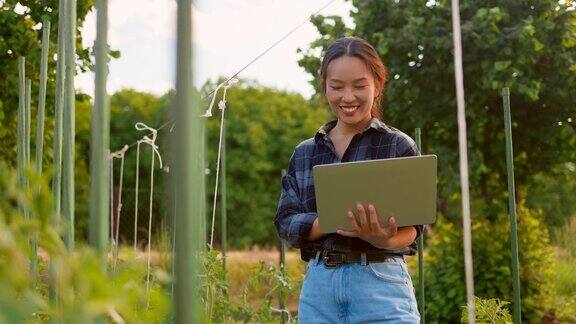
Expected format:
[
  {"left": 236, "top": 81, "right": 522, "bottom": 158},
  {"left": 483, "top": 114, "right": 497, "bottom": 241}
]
[
  {"left": 109, "top": 156, "right": 114, "bottom": 247},
  {"left": 135, "top": 122, "right": 163, "bottom": 309},
  {"left": 208, "top": 81, "right": 236, "bottom": 249},
  {"left": 133, "top": 141, "right": 141, "bottom": 250},
  {"left": 270, "top": 307, "right": 292, "bottom": 323},
  {"left": 110, "top": 145, "right": 129, "bottom": 271},
  {"left": 202, "top": 78, "right": 238, "bottom": 118}
]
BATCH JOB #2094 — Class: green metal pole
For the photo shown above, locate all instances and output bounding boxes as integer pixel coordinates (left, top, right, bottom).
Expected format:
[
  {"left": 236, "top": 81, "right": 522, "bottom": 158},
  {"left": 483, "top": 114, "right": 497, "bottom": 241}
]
[
  {"left": 62, "top": 0, "right": 76, "bottom": 251},
  {"left": 25, "top": 78, "right": 35, "bottom": 274},
  {"left": 49, "top": 0, "right": 66, "bottom": 317},
  {"left": 35, "top": 20, "right": 50, "bottom": 180},
  {"left": 173, "top": 0, "right": 205, "bottom": 322},
  {"left": 17, "top": 57, "right": 25, "bottom": 211},
  {"left": 279, "top": 169, "right": 287, "bottom": 324},
  {"left": 89, "top": 0, "right": 110, "bottom": 261},
  {"left": 502, "top": 88, "right": 522, "bottom": 324},
  {"left": 221, "top": 118, "right": 227, "bottom": 273},
  {"left": 415, "top": 128, "right": 425, "bottom": 323},
  {"left": 31, "top": 19, "right": 51, "bottom": 279},
  {"left": 52, "top": 0, "right": 66, "bottom": 235}
]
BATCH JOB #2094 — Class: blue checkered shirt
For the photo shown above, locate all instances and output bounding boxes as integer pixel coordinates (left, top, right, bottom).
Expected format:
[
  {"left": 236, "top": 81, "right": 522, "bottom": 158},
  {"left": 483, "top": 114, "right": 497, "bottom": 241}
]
[{"left": 274, "top": 118, "right": 423, "bottom": 260}]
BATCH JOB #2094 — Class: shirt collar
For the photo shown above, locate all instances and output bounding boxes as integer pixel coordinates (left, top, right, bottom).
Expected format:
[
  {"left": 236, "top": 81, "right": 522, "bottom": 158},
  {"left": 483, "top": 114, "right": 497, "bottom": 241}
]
[{"left": 314, "top": 118, "right": 388, "bottom": 143}]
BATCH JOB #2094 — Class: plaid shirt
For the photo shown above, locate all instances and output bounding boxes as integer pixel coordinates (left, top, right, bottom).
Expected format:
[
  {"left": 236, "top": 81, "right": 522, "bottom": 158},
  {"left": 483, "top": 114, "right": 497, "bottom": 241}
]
[{"left": 274, "top": 118, "right": 423, "bottom": 261}]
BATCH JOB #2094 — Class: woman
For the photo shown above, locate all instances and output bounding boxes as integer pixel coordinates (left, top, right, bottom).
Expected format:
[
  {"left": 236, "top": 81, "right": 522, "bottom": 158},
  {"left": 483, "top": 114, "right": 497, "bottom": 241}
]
[{"left": 275, "top": 37, "right": 421, "bottom": 323}]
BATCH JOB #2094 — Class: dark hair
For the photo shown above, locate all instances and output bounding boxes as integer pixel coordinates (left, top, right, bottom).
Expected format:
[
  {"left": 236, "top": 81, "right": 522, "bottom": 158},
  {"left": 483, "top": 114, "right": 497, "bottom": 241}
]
[{"left": 320, "top": 37, "right": 388, "bottom": 120}]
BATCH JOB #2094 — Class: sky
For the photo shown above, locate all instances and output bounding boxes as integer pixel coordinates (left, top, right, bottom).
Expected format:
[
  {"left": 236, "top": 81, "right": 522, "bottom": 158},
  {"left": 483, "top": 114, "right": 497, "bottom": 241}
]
[{"left": 76, "top": 0, "right": 355, "bottom": 99}]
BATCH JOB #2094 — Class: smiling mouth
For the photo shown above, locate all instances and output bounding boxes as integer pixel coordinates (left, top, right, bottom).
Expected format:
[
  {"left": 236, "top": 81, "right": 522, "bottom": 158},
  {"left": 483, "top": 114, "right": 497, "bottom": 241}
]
[{"left": 340, "top": 106, "right": 359, "bottom": 113}]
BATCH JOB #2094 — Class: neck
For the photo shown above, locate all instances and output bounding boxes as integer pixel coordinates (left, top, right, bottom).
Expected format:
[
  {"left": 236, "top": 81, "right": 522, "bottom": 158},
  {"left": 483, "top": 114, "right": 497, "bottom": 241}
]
[{"left": 334, "top": 116, "right": 373, "bottom": 136}]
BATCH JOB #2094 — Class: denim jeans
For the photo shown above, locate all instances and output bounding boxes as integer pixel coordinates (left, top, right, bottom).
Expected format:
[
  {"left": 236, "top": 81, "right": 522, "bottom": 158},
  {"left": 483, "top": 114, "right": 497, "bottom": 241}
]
[{"left": 298, "top": 255, "right": 420, "bottom": 323}]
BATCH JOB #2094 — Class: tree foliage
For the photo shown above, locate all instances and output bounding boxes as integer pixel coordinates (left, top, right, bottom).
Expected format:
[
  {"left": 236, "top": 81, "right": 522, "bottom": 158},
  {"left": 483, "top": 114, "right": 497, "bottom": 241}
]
[
  {"left": 0, "top": 0, "right": 95, "bottom": 167},
  {"left": 298, "top": 0, "right": 576, "bottom": 219}
]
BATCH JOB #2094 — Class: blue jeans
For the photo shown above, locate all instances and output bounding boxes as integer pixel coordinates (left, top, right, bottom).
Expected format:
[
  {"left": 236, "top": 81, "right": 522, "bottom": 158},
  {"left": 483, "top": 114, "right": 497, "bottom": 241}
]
[{"left": 298, "top": 255, "right": 420, "bottom": 323}]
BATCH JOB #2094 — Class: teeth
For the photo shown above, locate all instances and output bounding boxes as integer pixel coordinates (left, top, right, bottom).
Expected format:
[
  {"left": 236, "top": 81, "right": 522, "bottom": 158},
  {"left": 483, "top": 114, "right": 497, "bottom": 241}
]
[{"left": 341, "top": 106, "right": 359, "bottom": 112}]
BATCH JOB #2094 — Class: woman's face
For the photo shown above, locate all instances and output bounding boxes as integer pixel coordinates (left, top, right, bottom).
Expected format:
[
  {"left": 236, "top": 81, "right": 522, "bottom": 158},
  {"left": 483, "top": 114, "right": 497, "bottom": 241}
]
[{"left": 325, "top": 55, "right": 378, "bottom": 128}]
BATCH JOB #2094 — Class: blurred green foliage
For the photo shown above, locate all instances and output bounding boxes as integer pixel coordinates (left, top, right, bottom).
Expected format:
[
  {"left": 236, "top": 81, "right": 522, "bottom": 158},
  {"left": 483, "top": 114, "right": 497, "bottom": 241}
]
[{"left": 0, "top": 163, "right": 170, "bottom": 323}]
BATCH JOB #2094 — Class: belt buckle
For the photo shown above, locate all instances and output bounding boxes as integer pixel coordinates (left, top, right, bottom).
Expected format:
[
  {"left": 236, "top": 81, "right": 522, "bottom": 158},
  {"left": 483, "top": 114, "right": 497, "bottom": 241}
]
[{"left": 323, "top": 251, "right": 346, "bottom": 268}]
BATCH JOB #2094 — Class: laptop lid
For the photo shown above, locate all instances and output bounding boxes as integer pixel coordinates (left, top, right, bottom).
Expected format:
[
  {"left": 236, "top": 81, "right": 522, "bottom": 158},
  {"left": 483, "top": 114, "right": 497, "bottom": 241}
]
[{"left": 313, "top": 155, "right": 437, "bottom": 233}]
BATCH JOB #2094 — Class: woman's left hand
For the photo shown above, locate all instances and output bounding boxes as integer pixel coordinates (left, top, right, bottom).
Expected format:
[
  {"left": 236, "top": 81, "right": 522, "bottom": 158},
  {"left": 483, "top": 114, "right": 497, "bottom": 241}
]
[{"left": 337, "top": 203, "right": 397, "bottom": 249}]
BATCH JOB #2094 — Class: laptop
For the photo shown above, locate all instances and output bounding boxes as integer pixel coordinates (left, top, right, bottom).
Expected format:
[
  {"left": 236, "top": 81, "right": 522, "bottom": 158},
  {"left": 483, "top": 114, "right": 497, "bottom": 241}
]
[{"left": 313, "top": 155, "right": 437, "bottom": 233}]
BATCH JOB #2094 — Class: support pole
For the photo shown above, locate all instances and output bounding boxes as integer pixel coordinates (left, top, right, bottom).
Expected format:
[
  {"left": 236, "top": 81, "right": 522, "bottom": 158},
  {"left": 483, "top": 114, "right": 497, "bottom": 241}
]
[
  {"left": 50, "top": 0, "right": 67, "bottom": 317},
  {"left": 279, "top": 169, "right": 287, "bottom": 324},
  {"left": 62, "top": 0, "right": 77, "bottom": 251},
  {"left": 25, "top": 79, "right": 33, "bottom": 273},
  {"left": 89, "top": 0, "right": 110, "bottom": 262},
  {"left": 32, "top": 19, "right": 51, "bottom": 278},
  {"left": 17, "top": 57, "right": 26, "bottom": 212},
  {"left": 173, "top": 0, "right": 205, "bottom": 322},
  {"left": 502, "top": 88, "right": 522, "bottom": 324},
  {"left": 450, "top": 0, "right": 475, "bottom": 322},
  {"left": 221, "top": 118, "right": 227, "bottom": 272},
  {"left": 52, "top": 0, "right": 66, "bottom": 237},
  {"left": 414, "top": 128, "right": 425, "bottom": 323}
]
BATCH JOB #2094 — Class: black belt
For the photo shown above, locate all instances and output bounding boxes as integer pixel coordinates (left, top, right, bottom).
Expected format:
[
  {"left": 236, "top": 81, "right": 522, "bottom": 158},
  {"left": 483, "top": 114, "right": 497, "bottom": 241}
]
[{"left": 313, "top": 249, "right": 404, "bottom": 268}]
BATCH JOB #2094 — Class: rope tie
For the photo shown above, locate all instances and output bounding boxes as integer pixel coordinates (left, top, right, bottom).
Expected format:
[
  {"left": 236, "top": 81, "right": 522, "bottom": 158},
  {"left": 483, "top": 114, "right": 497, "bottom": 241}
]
[
  {"left": 110, "top": 145, "right": 129, "bottom": 272},
  {"left": 133, "top": 141, "right": 141, "bottom": 250},
  {"left": 207, "top": 79, "right": 237, "bottom": 249},
  {"left": 135, "top": 122, "right": 163, "bottom": 309}
]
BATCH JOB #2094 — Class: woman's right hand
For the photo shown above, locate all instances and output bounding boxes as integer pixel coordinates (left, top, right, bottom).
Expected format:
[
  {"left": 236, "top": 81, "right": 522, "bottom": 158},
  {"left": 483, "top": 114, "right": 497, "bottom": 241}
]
[{"left": 307, "top": 218, "right": 325, "bottom": 241}]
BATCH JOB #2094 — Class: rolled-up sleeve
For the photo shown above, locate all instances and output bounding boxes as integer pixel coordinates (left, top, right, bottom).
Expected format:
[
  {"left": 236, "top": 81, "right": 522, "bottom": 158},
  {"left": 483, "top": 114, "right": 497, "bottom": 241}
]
[{"left": 274, "top": 152, "right": 317, "bottom": 248}]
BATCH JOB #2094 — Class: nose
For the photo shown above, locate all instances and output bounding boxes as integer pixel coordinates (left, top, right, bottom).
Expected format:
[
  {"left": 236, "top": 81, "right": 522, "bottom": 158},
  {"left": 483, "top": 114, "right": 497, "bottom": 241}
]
[{"left": 342, "top": 87, "right": 355, "bottom": 103}]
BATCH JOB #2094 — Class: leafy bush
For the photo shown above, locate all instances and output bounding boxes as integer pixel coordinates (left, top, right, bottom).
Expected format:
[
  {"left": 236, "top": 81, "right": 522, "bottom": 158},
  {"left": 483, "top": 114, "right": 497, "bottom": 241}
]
[
  {"left": 461, "top": 297, "right": 512, "bottom": 323},
  {"left": 418, "top": 205, "right": 554, "bottom": 323}
]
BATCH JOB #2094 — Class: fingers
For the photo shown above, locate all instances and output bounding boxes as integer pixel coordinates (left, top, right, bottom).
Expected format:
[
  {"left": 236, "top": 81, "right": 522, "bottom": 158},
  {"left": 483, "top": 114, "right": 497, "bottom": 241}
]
[
  {"left": 368, "top": 204, "right": 381, "bottom": 234},
  {"left": 356, "top": 203, "right": 369, "bottom": 231},
  {"left": 337, "top": 229, "right": 359, "bottom": 237},
  {"left": 385, "top": 213, "right": 398, "bottom": 237},
  {"left": 347, "top": 210, "right": 362, "bottom": 232}
]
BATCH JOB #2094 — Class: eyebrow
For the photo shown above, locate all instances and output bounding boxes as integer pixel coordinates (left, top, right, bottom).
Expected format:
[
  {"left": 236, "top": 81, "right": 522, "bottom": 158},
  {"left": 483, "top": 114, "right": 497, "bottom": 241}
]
[{"left": 328, "top": 77, "right": 370, "bottom": 83}]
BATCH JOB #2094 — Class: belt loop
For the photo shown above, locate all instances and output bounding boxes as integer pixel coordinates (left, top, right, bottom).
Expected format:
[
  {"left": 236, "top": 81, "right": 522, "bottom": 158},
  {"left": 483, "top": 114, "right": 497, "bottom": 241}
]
[
  {"left": 315, "top": 250, "right": 321, "bottom": 265},
  {"left": 361, "top": 252, "right": 367, "bottom": 266}
]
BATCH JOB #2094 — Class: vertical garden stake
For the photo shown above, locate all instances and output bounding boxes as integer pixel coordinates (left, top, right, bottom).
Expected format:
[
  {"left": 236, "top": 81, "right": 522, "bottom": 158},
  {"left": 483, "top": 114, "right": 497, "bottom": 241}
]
[
  {"left": 62, "top": 0, "right": 77, "bottom": 250},
  {"left": 415, "top": 128, "right": 425, "bottom": 323},
  {"left": 502, "top": 87, "right": 522, "bottom": 324},
  {"left": 89, "top": 0, "right": 110, "bottom": 263},
  {"left": 173, "top": 0, "right": 205, "bottom": 322}
]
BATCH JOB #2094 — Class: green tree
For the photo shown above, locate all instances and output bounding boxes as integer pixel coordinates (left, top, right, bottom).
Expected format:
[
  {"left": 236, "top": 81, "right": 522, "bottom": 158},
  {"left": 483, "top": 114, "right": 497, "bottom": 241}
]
[
  {"left": 0, "top": 0, "right": 95, "bottom": 166},
  {"left": 298, "top": 0, "right": 576, "bottom": 219}
]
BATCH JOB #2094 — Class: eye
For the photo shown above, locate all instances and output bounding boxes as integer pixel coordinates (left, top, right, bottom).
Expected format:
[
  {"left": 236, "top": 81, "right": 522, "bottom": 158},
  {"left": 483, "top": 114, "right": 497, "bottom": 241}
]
[
  {"left": 355, "top": 85, "right": 368, "bottom": 89},
  {"left": 330, "top": 86, "right": 343, "bottom": 91}
]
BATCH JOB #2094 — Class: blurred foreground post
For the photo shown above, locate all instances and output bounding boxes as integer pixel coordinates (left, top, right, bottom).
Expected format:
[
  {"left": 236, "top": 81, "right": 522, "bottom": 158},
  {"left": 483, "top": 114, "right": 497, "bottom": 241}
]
[
  {"left": 502, "top": 88, "right": 522, "bottom": 324},
  {"left": 89, "top": 0, "right": 110, "bottom": 262},
  {"left": 173, "top": 0, "right": 205, "bottom": 322},
  {"left": 62, "top": 0, "right": 76, "bottom": 251}
]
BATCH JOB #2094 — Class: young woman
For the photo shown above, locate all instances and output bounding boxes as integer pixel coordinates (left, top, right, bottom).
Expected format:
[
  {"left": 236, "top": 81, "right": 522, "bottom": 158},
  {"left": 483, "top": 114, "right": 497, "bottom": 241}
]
[{"left": 275, "top": 37, "right": 422, "bottom": 323}]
